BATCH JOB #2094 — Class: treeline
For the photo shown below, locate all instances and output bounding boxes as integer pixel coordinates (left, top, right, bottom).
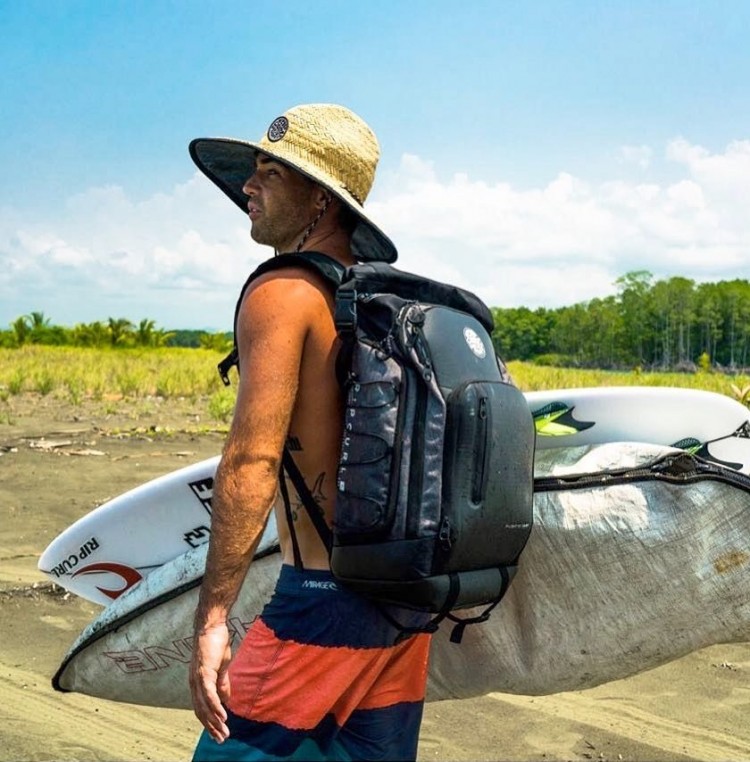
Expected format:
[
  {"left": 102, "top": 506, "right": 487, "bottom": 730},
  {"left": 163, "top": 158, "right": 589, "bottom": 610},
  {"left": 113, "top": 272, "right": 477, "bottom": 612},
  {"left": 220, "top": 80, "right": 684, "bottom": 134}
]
[
  {"left": 6, "top": 271, "right": 750, "bottom": 370},
  {"left": 1, "top": 313, "right": 232, "bottom": 352},
  {"left": 491, "top": 271, "right": 750, "bottom": 370}
]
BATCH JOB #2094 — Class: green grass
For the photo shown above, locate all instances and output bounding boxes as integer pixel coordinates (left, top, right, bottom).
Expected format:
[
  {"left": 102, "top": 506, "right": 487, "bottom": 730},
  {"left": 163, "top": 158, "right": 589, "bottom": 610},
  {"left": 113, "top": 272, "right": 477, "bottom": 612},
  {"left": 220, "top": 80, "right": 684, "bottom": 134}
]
[
  {"left": 507, "top": 361, "right": 750, "bottom": 403},
  {"left": 0, "top": 346, "right": 227, "bottom": 399},
  {"left": 1, "top": 347, "right": 749, "bottom": 418}
]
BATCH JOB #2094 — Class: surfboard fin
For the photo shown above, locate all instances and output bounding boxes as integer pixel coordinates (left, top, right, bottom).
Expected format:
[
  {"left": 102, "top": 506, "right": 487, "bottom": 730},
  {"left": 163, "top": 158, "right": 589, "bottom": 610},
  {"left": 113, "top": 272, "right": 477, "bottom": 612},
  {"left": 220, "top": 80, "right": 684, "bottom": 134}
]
[{"left": 532, "top": 401, "right": 595, "bottom": 438}]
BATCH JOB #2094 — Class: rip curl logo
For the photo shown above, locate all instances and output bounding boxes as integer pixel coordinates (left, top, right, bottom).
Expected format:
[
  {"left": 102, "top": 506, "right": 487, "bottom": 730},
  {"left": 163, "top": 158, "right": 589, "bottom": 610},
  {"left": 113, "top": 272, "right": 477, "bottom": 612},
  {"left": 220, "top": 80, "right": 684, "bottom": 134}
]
[
  {"left": 267, "top": 116, "right": 289, "bottom": 142},
  {"left": 463, "top": 327, "right": 486, "bottom": 359},
  {"left": 71, "top": 562, "right": 143, "bottom": 601}
]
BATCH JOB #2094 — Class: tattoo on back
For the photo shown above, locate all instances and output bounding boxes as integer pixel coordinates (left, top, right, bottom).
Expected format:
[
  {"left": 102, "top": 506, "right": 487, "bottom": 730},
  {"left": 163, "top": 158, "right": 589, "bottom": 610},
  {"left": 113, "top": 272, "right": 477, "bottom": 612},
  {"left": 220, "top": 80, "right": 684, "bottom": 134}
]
[
  {"left": 311, "top": 473, "right": 327, "bottom": 514},
  {"left": 286, "top": 435, "right": 303, "bottom": 452},
  {"left": 290, "top": 472, "right": 328, "bottom": 522}
]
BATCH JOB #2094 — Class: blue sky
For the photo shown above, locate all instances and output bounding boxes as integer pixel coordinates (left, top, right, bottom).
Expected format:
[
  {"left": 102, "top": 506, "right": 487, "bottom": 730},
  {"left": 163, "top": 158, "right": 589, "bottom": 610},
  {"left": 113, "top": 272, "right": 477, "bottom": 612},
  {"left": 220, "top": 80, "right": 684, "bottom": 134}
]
[{"left": 1, "top": 0, "right": 749, "bottom": 329}]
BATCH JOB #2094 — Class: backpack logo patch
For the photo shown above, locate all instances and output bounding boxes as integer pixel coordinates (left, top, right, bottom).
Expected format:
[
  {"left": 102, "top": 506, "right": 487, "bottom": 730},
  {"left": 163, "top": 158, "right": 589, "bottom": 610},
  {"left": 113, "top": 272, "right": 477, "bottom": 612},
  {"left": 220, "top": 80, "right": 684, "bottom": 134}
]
[{"left": 463, "top": 327, "right": 486, "bottom": 358}]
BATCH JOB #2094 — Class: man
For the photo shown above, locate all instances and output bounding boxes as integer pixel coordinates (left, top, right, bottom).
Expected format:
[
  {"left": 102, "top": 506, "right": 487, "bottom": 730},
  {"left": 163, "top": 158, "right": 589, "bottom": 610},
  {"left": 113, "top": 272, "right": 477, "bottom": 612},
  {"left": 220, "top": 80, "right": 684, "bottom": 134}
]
[{"left": 188, "top": 105, "right": 432, "bottom": 761}]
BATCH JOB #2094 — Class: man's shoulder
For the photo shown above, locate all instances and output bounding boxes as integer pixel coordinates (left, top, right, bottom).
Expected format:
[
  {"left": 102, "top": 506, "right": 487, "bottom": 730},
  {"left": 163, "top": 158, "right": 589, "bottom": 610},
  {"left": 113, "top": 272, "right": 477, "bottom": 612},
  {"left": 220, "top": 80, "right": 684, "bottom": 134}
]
[
  {"left": 235, "top": 261, "right": 335, "bottom": 342},
  {"left": 240, "top": 269, "right": 322, "bottom": 311},
  {"left": 246, "top": 263, "right": 333, "bottom": 303}
]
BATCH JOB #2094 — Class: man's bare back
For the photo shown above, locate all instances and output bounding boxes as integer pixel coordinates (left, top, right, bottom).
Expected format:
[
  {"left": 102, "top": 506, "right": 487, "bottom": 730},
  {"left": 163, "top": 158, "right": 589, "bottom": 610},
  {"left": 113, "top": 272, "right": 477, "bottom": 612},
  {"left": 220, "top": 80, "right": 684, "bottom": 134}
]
[{"left": 252, "top": 265, "right": 345, "bottom": 570}]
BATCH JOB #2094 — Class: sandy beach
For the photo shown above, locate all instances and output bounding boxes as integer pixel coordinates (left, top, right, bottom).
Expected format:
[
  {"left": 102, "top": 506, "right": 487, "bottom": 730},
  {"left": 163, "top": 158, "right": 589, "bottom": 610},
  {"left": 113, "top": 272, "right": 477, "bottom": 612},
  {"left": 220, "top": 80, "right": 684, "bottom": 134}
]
[{"left": 2, "top": 393, "right": 749, "bottom": 762}]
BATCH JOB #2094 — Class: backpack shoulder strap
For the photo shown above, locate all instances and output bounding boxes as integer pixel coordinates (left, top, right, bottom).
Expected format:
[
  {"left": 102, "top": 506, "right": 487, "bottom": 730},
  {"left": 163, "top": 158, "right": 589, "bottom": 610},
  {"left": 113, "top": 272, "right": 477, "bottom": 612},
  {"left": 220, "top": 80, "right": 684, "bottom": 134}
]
[{"left": 218, "top": 252, "right": 345, "bottom": 385}]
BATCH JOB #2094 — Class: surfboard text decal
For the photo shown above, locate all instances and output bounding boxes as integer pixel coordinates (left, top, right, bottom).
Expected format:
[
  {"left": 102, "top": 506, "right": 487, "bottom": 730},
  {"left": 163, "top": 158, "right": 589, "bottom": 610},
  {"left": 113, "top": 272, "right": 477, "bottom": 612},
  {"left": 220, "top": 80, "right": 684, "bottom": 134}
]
[
  {"left": 102, "top": 616, "right": 252, "bottom": 674},
  {"left": 188, "top": 477, "right": 214, "bottom": 515},
  {"left": 46, "top": 537, "right": 100, "bottom": 579}
]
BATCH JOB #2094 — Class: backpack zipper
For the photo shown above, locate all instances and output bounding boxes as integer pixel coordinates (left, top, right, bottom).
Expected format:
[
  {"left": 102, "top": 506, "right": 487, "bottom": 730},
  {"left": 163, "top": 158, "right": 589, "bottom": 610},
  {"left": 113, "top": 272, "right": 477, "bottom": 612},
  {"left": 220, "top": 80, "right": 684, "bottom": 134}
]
[
  {"left": 386, "top": 369, "right": 408, "bottom": 536},
  {"left": 471, "top": 394, "right": 490, "bottom": 504},
  {"left": 402, "top": 304, "right": 430, "bottom": 538},
  {"left": 406, "top": 373, "right": 428, "bottom": 538}
]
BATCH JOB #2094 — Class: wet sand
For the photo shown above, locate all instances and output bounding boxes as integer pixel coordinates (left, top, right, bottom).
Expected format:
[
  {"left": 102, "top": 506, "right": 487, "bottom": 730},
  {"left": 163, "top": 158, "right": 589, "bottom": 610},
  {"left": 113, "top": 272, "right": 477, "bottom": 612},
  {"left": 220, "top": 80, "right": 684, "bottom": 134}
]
[{"left": 1, "top": 393, "right": 749, "bottom": 761}]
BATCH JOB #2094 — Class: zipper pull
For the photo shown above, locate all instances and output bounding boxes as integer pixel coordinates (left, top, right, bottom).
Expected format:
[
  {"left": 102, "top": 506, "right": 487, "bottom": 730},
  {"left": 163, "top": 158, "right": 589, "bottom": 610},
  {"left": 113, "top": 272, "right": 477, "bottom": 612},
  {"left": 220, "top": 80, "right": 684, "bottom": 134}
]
[
  {"left": 478, "top": 396, "right": 488, "bottom": 420},
  {"left": 407, "top": 306, "right": 425, "bottom": 325},
  {"left": 439, "top": 518, "right": 453, "bottom": 552},
  {"left": 406, "top": 307, "right": 433, "bottom": 379}
]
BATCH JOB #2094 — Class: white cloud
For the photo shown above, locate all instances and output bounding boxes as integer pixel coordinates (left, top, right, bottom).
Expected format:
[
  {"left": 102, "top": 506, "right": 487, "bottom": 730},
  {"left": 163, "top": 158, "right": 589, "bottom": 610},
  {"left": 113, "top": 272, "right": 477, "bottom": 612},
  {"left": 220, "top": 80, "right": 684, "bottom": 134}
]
[
  {"left": 666, "top": 137, "right": 750, "bottom": 231},
  {"left": 0, "top": 174, "right": 269, "bottom": 329},
  {"left": 617, "top": 144, "right": 653, "bottom": 170},
  {"left": 369, "top": 140, "right": 750, "bottom": 309},
  {"left": 1, "top": 137, "right": 749, "bottom": 327}
]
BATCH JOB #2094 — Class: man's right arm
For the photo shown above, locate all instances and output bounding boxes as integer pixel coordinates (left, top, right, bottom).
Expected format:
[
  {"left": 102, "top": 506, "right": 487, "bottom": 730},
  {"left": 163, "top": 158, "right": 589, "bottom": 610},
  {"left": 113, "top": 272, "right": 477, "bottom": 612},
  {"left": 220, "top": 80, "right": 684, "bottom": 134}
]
[{"left": 188, "top": 269, "right": 328, "bottom": 742}]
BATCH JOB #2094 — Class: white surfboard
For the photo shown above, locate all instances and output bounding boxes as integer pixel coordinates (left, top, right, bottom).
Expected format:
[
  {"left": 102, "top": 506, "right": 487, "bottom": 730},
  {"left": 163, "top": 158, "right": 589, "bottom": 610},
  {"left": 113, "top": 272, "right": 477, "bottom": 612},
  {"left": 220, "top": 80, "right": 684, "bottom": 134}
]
[
  {"left": 526, "top": 386, "right": 750, "bottom": 449},
  {"left": 37, "top": 456, "right": 278, "bottom": 606},
  {"left": 52, "top": 441, "right": 750, "bottom": 708},
  {"left": 38, "top": 386, "right": 750, "bottom": 605}
]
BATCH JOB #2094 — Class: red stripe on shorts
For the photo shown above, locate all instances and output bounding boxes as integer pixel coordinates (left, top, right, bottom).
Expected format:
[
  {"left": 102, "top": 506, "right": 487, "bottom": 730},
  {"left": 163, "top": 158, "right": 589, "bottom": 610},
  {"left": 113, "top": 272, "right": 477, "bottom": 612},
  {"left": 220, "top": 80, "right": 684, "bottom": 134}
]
[{"left": 227, "top": 617, "right": 430, "bottom": 730}]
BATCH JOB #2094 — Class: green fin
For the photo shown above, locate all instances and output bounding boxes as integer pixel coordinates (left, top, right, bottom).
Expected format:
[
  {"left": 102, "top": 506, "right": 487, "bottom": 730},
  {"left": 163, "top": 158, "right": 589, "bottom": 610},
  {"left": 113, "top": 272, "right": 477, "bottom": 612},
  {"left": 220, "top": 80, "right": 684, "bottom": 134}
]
[{"left": 532, "top": 401, "right": 595, "bottom": 438}]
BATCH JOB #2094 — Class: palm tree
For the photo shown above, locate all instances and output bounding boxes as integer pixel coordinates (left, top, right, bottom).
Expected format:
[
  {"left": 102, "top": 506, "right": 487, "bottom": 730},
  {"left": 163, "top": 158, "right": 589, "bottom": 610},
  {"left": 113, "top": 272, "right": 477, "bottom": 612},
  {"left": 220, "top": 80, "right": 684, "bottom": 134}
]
[
  {"left": 134, "top": 319, "right": 175, "bottom": 347},
  {"left": 72, "top": 321, "right": 109, "bottom": 347},
  {"left": 135, "top": 318, "right": 157, "bottom": 347},
  {"left": 11, "top": 316, "right": 30, "bottom": 346},
  {"left": 27, "top": 311, "right": 53, "bottom": 344},
  {"left": 107, "top": 317, "right": 134, "bottom": 347},
  {"left": 152, "top": 328, "right": 176, "bottom": 347},
  {"left": 27, "top": 311, "right": 50, "bottom": 330},
  {"left": 199, "top": 332, "right": 233, "bottom": 353}
]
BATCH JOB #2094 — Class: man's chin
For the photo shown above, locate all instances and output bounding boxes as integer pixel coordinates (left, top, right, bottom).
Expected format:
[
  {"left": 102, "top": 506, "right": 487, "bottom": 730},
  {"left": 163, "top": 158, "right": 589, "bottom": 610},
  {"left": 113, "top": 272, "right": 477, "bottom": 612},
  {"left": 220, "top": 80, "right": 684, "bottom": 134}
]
[{"left": 249, "top": 226, "right": 270, "bottom": 246}]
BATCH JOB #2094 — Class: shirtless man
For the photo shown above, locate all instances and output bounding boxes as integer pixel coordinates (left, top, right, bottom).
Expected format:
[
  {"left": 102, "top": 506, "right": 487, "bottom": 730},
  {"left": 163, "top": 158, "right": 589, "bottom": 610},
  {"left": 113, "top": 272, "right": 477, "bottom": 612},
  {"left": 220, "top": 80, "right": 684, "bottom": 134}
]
[{"left": 187, "top": 105, "right": 431, "bottom": 761}]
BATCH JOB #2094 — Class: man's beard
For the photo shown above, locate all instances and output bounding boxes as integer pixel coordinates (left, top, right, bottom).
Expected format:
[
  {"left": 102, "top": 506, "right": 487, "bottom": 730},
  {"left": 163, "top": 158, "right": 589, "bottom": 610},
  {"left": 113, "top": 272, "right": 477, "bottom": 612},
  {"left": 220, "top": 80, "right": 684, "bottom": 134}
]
[{"left": 250, "top": 205, "right": 318, "bottom": 251}]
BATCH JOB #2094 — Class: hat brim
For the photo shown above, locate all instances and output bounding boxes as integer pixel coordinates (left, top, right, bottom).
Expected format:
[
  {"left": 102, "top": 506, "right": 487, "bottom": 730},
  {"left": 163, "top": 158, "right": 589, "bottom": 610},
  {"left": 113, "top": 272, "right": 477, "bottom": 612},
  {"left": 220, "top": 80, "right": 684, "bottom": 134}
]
[{"left": 189, "top": 138, "right": 397, "bottom": 263}]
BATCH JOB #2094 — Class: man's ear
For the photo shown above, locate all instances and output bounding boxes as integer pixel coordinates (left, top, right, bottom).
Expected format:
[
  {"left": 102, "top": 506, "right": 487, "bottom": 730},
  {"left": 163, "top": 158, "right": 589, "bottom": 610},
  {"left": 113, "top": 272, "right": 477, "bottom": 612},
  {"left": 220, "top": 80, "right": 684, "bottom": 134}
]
[{"left": 313, "top": 186, "right": 333, "bottom": 210}]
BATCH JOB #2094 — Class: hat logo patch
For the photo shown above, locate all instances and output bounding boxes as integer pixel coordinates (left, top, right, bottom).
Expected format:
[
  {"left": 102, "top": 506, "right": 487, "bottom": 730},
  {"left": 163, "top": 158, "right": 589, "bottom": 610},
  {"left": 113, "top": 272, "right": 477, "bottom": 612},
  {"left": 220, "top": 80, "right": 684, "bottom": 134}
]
[
  {"left": 267, "top": 116, "right": 289, "bottom": 142},
  {"left": 463, "top": 327, "right": 486, "bottom": 359}
]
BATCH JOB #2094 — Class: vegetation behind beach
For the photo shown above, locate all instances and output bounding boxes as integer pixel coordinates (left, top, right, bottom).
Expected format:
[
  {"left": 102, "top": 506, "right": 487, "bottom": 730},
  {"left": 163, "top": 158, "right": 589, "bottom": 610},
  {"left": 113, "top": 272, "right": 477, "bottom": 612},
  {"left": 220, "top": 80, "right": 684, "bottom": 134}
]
[{"left": 2, "top": 346, "right": 750, "bottom": 425}]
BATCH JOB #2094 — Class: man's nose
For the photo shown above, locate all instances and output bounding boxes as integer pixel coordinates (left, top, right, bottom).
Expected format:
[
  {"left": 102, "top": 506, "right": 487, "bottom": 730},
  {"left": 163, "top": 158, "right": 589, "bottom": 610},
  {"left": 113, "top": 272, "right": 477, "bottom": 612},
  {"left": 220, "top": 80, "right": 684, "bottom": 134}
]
[{"left": 242, "top": 173, "right": 258, "bottom": 196}]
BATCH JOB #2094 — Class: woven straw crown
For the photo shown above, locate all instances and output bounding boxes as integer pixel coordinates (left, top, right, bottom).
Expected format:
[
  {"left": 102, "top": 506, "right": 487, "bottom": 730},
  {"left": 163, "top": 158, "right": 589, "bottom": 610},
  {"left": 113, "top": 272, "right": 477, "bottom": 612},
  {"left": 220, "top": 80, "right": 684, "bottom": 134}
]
[{"left": 189, "top": 104, "right": 397, "bottom": 263}]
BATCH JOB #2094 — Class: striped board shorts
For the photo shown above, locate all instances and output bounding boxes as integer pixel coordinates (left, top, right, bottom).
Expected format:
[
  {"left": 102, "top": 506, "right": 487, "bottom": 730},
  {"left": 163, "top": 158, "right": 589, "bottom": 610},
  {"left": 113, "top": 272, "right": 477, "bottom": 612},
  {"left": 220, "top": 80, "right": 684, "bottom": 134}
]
[{"left": 192, "top": 564, "right": 432, "bottom": 762}]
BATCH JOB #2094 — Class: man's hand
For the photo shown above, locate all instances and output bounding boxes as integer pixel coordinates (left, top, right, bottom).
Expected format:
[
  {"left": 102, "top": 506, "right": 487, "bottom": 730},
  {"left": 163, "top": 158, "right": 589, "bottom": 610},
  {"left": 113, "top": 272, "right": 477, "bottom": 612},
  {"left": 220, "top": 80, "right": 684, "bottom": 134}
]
[{"left": 189, "top": 622, "right": 232, "bottom": 743}]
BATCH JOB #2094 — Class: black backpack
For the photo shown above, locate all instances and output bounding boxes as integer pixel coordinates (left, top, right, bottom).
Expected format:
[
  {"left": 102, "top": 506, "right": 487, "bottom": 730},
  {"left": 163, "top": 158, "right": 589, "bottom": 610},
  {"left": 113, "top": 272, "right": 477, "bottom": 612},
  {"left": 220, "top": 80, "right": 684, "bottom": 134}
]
[{"left": 220, "top": 252, "right": 535, "bottom": 642}]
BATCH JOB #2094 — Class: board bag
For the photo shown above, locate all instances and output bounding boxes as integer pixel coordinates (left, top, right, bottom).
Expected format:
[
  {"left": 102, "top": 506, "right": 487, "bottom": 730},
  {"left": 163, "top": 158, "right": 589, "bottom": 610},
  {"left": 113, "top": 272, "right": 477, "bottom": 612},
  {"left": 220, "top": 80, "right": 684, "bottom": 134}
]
[{"left": 219, "top": 252, "right": 536, "bottom": 642}]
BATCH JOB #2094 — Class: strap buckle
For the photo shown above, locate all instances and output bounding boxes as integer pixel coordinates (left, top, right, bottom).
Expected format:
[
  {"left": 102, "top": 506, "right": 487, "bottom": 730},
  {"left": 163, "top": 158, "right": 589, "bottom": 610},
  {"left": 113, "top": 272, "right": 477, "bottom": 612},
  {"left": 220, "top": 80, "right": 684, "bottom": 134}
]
[
  {"left": 217, "top": 348, "right": 238, "bottom": 386},
  {"left": 335, "top": 289, "right": 357, "bottom": 335}
]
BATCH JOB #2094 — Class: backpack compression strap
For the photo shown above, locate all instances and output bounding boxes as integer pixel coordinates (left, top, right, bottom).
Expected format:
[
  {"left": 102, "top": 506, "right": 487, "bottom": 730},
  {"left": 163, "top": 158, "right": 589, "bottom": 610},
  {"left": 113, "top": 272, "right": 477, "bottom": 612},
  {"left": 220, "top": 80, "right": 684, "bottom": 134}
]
[{"left": 445, "top": 567, "right": 512, "bottom": 643}]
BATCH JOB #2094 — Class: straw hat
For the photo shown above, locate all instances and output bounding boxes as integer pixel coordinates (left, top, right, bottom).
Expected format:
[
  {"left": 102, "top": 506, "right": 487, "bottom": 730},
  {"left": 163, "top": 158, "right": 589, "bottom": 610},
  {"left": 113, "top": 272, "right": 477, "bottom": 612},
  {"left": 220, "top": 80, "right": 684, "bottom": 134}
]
[{"left": 189, "top": 104, "right": 397, "bottom": 263}]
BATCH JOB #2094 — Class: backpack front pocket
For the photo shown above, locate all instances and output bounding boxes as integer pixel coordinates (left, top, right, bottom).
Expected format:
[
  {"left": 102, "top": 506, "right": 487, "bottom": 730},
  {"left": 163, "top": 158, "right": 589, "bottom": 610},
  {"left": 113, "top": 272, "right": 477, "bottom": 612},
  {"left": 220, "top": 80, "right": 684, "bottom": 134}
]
[{"left": 442, "top": 380, "right": 535, "bottom": 571}]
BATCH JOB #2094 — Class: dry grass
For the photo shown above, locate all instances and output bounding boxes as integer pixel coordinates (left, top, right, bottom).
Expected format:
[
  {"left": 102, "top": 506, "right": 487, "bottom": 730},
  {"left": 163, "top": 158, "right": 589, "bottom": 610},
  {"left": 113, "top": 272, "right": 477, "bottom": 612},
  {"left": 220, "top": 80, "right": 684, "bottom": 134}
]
[{"left": 1, "top": 348, "right": 749, "bottom": 420}]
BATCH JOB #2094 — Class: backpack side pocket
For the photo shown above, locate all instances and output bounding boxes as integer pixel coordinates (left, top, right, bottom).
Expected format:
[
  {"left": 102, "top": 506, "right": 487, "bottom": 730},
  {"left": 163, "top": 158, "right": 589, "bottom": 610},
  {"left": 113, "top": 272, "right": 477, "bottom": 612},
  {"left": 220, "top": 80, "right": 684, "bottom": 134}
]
[{"left": 335, "top": 347, "right": 404, "bottom": 541}]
